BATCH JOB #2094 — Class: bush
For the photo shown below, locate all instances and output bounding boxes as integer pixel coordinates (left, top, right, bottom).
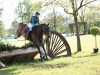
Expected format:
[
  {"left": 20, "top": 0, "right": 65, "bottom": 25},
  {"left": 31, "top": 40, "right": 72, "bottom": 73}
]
[
  {"left": 90, "top": 26, "right": 100, "bottom": 36},
  {"left": 21, "top": 42, "right": 35, "bottom": 49},
  {"left": 90, "top": 26, "right": 100, "bottom": 48},
  {"left": 0, "top": 43, "right": 20, "bottom": 52},
  {"left": 0, "top": 42, "right": 35, "bottom": 52}
]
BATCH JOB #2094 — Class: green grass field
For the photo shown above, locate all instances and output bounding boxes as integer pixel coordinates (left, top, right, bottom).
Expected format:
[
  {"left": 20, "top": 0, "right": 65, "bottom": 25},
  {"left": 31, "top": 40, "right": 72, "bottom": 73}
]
[{"left": 0, "top": 35, "right": 100, "bottom": 75}]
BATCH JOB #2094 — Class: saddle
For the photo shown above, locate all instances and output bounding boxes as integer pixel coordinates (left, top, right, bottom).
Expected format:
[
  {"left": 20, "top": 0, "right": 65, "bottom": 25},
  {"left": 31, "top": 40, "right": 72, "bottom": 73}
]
[
  {"left": 24, "top": 26, "right": 38, "bottom": 40},
  {"left": 24, "top": 27, "right": 30, "bottom": 39}
]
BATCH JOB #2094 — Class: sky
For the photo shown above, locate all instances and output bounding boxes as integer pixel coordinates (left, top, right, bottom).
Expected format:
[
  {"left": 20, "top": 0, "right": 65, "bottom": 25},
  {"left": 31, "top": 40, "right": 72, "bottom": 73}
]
[{"left": 2, "top": 0, "right": 20, "bottom": 29}]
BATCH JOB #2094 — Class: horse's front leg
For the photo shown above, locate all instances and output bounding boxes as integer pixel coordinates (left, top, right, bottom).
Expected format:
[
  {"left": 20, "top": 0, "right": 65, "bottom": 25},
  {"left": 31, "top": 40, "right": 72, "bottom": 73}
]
[
  {"left": 41, "top": 44, "right": 48, "bottom": 60},
  {"left": 35, "top": 43, "right": 44, "bottom": 62}
]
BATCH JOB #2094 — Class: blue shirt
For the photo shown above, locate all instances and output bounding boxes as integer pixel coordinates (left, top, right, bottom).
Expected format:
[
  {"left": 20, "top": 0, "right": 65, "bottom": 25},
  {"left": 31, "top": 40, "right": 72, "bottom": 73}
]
[{"left": 30, "top": 16, "right": 39, "bottom": 26}]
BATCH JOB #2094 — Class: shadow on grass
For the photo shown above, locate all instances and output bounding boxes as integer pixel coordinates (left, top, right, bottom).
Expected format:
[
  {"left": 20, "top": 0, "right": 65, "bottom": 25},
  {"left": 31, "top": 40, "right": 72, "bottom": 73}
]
[
  {"left": 0, "top": 68, "right": 19, "bottom": 75},
  {"left": 83, "top": 53, "right": 100, "bottom": 58},
  {"left": 6, "top": 58, "right": 71, "bottom": 70},
  {"left": 31, "top": 62, "right": 68, "bottom": 69},
  {"left": 73, "top": 52, "right": 79, "bottom": 55},
  {"left": 72, "top": 51, "right": 100, "bottom": 58}
]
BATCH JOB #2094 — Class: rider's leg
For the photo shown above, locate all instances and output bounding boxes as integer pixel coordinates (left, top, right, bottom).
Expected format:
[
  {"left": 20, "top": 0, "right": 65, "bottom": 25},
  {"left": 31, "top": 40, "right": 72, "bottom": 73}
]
[
  {"left": 26, "top": 23, "right": 32, "bottom": 39},
  {"left": 28, "top": 23, "right": 32, "bottom": 31}
]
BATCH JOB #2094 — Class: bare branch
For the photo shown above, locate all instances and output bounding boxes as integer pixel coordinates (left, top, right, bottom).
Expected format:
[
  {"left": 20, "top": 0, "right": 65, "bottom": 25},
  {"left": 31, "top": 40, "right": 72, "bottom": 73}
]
[
  {"left": 60, "top": 5, "right": 73, "bottom": 15},
  {"left": 79, "top": 0, "right": 84, "bottom": 8},
  {"left": 76, "top": 0, "right": 97, "bottom": 11},
  {"left": 44, "top": 0, "right": 57, "bottom": 6},
  {"left": 86, "top": 6, "right": 100, "bottom": 10}
]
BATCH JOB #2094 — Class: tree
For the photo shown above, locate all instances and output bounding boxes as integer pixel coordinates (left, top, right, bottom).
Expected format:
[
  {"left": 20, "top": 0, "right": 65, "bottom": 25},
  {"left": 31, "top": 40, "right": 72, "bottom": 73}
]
[
  {"left": 15, "top": 0, "right": 42, "bottom": 23},
  {"left": 85, "top": 4, "right": 100, "bottom": 30},
  {"left": 42, "top": 11, "right": 65, "bottom": 32},
  {"left": 8, "top": 20, "right": 19, "bottom": 35},
  {"left": 0, "top": 8, "right": 3, "bottom": 17},
  {"left": 90, "top": 26, "right": 99, "bottom": 49},
  {"left": 78, "top": 7, "right": 88, "bottom": 34},
  {"left": 43, "top": 0, "right": 66, "bottom": 31},
  {"left": 0, "top": 0, "right": 3, "bottom": 17},
  {"left": 44, "top": 0, "right": 98, "bottom": 51},
  {"left": 60, "top": 0, "right": 97, "bottom": 51},
  {"left": 0, "top": 4, "right": 7, "bottom": 36},
  {"left": 15, "top": 0, "right": 33, "bottom": 23},
  {"left": 32, "top": 1, "right": 42, "bottom": 11},
  {"left": 0, "top": 1, "right": 6, "bottom": 67},
  {"left": 0, "top": 20, "right": 6, "bottom": 36}
]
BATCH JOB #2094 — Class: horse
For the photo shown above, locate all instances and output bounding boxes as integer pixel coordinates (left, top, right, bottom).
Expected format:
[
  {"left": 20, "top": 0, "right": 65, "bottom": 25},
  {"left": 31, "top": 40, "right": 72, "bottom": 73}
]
[{"left": 16, "top": 22, "right": 50, "bottom": 61}]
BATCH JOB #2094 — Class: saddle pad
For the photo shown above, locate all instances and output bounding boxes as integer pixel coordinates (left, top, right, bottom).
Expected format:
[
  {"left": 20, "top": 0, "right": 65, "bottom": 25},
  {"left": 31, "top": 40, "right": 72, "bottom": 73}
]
[{"left": 24, "top": 27, "right": 29, "bottom": 33}]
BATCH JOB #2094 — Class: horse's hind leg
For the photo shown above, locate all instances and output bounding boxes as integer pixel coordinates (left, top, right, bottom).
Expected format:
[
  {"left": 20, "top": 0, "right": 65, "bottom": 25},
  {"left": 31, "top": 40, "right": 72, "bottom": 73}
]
[{"left": 35, "top": 44, "right": 44, "bottom": 62}]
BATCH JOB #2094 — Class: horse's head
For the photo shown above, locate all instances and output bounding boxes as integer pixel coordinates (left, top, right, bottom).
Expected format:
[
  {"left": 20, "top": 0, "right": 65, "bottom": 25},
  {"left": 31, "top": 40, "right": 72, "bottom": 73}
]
[
  {"left": 16, "top": 22, "right": 26, "bottom": 38},
  {"left": 41, "top": 23, "right": 51, "bottom": 38}
]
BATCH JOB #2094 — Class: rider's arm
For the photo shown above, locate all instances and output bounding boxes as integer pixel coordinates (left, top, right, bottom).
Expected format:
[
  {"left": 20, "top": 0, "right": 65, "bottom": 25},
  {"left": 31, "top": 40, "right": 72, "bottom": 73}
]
[
  {"left": 30, "top": 16, "right": 35, "bottom": 26},
  {"left": 37, "top": 19, "right": 39, "bottom": 25}
]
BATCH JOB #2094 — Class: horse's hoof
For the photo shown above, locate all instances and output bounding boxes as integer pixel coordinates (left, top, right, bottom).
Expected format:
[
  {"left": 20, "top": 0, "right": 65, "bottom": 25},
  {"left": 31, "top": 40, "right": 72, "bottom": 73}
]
[
  {"left": 45, "top": 58, "right": 49, "bottom": 61},
  {"left": 40, "top": 59, "right": 44, "bottom": 62},
  {"left": 41, "top": 60, "right": 44, "bottom": 62},
  {"left": 42, "top": 56, "right": 48, "bottom": 61},
  {"left": 45, "top": 56, "right": 51, "bottom": 60}
]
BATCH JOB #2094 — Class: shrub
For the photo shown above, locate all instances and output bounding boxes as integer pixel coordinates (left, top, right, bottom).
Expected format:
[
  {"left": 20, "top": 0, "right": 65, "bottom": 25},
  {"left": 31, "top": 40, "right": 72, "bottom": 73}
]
[
  {"left": 0, "top": 43, "right": 20, "bottom": 52},
  {"left": 0, "top": 42, "right": 35, "bottom": 52},
  {"left": 90, "top": 26, "right": 99, "bottom": 48},
  {"left": 90, "top": 26, "right": 99, "bottom": 36},
  {"left": 0, "top": 43, "right": 7, "bottom": 51},
  {"left": 21, "top": 42, "right": 35, "bottom": 49}
]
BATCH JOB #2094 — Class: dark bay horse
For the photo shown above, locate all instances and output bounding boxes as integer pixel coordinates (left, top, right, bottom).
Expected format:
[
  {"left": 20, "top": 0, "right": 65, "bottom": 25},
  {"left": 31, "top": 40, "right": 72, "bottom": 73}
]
[{"left": 16, "top": 22, "right": 50, "bottom": 61}]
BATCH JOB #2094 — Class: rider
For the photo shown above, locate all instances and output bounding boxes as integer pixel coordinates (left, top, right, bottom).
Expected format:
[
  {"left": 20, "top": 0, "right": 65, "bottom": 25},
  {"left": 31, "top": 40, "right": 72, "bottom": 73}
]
[
  {"left": 28, "top": 12, "right": 40, "bottom": 31},
  {"left": 26, "top": 12, "right": 40, "bottom": 38}
]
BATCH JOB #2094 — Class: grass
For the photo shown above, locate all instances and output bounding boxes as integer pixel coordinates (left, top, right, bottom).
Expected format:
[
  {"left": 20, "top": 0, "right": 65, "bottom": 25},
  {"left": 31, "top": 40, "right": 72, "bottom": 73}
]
[{"left": 0, "top": 35, "right": 100, "bottom": 75}]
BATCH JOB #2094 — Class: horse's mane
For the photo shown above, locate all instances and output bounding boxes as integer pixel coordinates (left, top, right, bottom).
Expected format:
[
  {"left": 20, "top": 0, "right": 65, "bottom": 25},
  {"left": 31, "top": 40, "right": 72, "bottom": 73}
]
[{"left": 31, "top": 23, "right": 47, "bottom": 33}]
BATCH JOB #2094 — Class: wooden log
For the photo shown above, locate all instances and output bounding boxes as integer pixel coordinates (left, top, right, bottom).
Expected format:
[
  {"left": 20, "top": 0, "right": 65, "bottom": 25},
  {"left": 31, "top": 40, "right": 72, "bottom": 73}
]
[{"left": 0, "top": 47, "right": 38, "bottom": 63}]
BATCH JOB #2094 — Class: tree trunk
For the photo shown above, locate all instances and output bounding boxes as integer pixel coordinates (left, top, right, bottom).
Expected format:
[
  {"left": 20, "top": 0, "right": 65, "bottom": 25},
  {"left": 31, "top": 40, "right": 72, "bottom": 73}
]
[
  {"left": 83, "top": 22, "right": 87, "bottom": 35},
  {"left": 71, "top": 0, "right": 82, "bottom": 51},
  {"left": 73, "top": 13, "right": 82, "bottom": 51},
  {"left": 53, "top": 8, "right": 56, "bottom": 31},
  {"left": 95, "top": 36, "right": 97, "bottom": 48}
]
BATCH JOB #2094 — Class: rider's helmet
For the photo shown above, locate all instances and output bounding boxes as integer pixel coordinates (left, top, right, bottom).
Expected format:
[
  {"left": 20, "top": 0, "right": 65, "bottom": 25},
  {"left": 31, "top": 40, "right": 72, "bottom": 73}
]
[{"left": 35, "top": 12, "right": 40, "bottom": 15}]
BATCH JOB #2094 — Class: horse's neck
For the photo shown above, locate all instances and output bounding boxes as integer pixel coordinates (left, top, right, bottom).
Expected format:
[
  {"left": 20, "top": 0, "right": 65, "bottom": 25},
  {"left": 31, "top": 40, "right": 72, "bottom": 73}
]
[
  {"left": 33, "top": 27, "right": 43, "bottom": 38},
  {"left": 37, "top": 29, "right": 43, "bottom": 36},
  {"left": 21, "top": 26, "right": 26, "bottom": 36},
  {"left": 29, "top": 28, "right": 43, "bottom": 42}
]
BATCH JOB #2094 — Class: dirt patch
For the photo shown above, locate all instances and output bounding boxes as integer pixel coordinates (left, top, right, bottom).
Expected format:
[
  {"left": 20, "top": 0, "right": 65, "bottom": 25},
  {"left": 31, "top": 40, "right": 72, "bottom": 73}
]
[{"left": 31, "top": 62, "right": 68, "bottom": 69}]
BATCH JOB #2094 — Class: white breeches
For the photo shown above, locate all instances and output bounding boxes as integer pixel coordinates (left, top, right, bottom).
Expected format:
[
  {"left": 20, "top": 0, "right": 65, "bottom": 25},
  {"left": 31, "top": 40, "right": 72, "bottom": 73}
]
[{"left": 27, "top": 23, "right": 33, "bottom": 31}]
